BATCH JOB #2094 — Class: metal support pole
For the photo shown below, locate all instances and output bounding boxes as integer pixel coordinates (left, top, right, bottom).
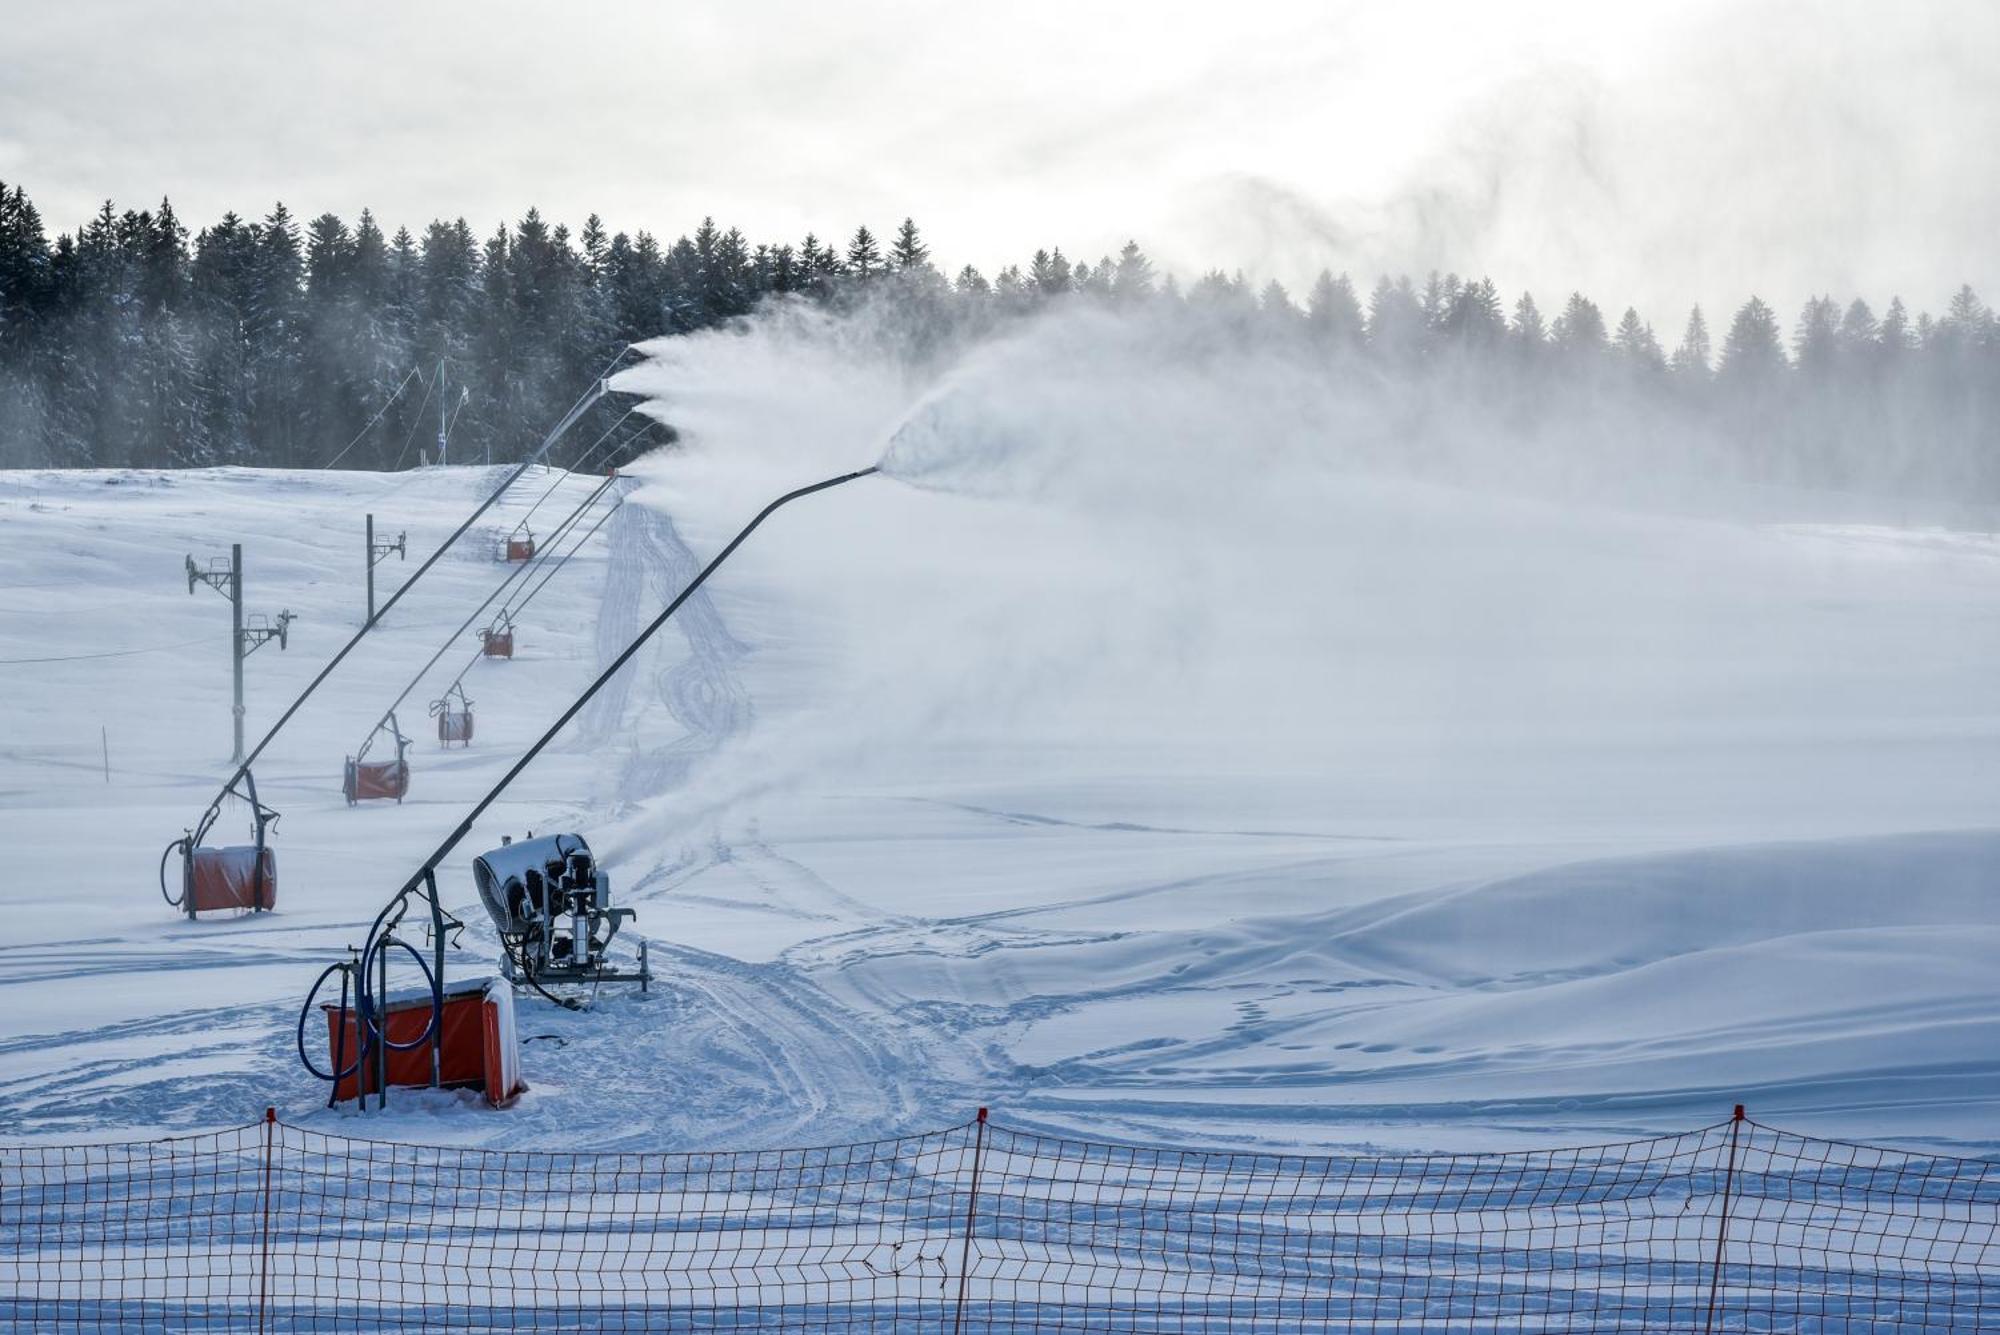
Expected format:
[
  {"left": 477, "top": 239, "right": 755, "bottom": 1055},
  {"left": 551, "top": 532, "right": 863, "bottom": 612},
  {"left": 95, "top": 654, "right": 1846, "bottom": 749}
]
[
  {"left": 230, "top": 543, "right": 245, "bottom": 763},
  {"left": 428, "top": 873, "right": 445, "bottom": 1090},
  {"left": 374, "top": 939, "right": 390, "bottom": 1112},
  {"left": 366, "top": 513, "right": 376, "bottom": 624}
]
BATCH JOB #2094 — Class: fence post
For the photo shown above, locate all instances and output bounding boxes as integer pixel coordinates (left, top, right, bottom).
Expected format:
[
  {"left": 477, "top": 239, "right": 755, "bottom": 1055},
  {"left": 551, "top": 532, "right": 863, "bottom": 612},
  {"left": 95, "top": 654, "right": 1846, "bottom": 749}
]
[
  {"left": 1702, "top": 1103, "right": 1746, "bottom": 1334},
  {"left": 257, "top": 1106, "right": 276, "bottom": 1334},
  {"left": 952, "top": 1107, "right": 989, "bottom": 1335}
]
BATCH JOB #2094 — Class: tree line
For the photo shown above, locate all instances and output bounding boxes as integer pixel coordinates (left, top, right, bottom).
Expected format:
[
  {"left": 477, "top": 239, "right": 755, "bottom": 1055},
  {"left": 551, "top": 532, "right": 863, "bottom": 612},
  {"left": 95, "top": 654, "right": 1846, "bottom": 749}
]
[{"left": 0, "top": 179, "right": 1993, "bottom": 497}]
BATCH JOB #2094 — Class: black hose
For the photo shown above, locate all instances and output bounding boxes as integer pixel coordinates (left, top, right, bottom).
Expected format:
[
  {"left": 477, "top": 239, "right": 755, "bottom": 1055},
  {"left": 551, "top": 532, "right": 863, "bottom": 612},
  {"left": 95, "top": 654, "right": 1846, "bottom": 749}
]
[
  {"left": 296, "top": 962, "right": 362, "bottom": 1083},
  {"left": 356, "top": 937, "right": 440, "bottom": 1053},
  {"left": 158, "top": 838, "right": 187, "bottom": 909}
]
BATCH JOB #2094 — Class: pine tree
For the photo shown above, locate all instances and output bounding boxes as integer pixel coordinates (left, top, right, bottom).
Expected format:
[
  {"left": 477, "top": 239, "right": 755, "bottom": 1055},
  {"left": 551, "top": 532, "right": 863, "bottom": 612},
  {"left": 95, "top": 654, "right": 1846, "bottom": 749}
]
[
  {"left": 1613, "top": 307, "right": 1664, "bottom": 371},
  {"left": 1549, "top": 292, "right": 1608, "bottom": 359},
  {"left": 1259, "top": 278, "right": 1299, "bottom": 327},
  {"left": 1111, "top": 241, "right": 1154, "bottom": 304},
  {"left": 1670, "top": 306, "right": 1711, "bottom": 379},
  {"left": 1879, "top": 297, "right": 1913, "bottom": 354},
  {"left": 1367, "top": 275, "right": 1424, "bottom": 361},
  {"left": 1441, "top": 278, "right": 1506, "bottom": 348},
  {"left": 1718, "top": 297, "right": 1786, "bottom": 385},
  {"left": 1838, "top": 298, "right": 1879, "bottom": 352},
  {"left": 1792, "top": 295, "right": 1841, "bottom": 380},
  {"left": 889, "top": 217, "right": 929, "bottom": 273},
  {"left": 1511, "top": 293, "right": 1547, "bottom": 350},
  {"left": 1029, "top": 248, "right": 1072, "bottom": 297},
  {"left": 1306, "top": 270, "right": 1364, "bottom": 350},
  {"left": 845, "top": 225, "right": 882, "bottom": 279}
]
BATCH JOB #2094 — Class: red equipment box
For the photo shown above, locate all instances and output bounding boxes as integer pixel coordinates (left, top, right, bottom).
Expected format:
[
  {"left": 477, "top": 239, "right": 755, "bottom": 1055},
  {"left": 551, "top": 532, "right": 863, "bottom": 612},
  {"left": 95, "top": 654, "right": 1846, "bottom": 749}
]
[
  {"left": 344, "top": 757, "right": 409, "bottom": 803},
  {"left": 437, "top": 709, "right": 474, "bottom": 744},
  {"left": 480, "top": 628, "right": 514, "bottom": 659},
  {"left": 323, "top": 975, "right": 522, "bottom": 1106},
  {"left": 505, "top": 536, "right": 535, "bottom": 562},
  {"left": 187, "top": 845, "right": 275, "bottom": 913}
]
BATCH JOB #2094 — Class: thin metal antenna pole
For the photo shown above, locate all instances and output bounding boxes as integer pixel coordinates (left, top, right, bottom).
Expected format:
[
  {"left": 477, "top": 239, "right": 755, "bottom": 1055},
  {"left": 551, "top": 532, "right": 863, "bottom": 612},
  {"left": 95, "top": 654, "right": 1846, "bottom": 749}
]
[{"left": 230, "top": 543, "right": 245, "bottom": 763}]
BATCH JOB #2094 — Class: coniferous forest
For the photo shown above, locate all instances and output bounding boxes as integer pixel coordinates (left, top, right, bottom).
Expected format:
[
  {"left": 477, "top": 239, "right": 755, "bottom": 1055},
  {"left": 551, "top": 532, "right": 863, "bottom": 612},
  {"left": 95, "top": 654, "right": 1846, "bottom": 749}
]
[{"left": 0, "top": 180, "right": 1993, "bottom": 501}]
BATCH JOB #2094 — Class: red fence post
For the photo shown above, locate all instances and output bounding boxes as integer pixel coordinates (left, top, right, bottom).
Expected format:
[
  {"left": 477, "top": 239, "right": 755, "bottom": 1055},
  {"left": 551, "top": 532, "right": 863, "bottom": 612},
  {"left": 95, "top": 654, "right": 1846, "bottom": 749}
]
[
  {"left": 257, "top": 1107, "right": 276, "bottom": 1335},
  {"left": 1702, "top": 1104, "right": 1746, "bottom": 1335},
  {"left": 952, "top": 1108, "right": 989, "bottom": 1335}
]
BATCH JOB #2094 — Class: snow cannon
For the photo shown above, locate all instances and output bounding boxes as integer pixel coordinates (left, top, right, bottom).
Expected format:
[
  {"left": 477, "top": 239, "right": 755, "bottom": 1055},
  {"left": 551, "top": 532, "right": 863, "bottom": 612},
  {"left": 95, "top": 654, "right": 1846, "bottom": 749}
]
[
  {"left": 473, "top": 833, "right": 649, "bottom": 992},
  {"left": 431, "top": 684, "right": 474, "bottom": 746},
  {"left": 479, "top": 611, "right": 515, "bottom": 659},
  {"left": 344, "top": 712, "right": 411, "bottom": 805},
  {"left": 161, "top": 770, "right": 277, "bottom": 917}
]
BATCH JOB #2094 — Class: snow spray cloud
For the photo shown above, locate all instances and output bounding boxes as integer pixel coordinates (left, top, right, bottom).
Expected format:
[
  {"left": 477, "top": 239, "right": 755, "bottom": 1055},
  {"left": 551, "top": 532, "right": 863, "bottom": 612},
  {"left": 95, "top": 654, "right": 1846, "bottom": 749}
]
[{"left": 601, "top": 296, "right": 2000, "bottom": 849}]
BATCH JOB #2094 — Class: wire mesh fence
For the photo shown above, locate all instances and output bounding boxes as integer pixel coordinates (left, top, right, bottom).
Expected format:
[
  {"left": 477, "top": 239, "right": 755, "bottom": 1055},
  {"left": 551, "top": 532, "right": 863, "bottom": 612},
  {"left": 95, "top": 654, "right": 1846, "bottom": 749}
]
[{"left": 2, "top": 1108, "right": 1995, "bottom": 1331}]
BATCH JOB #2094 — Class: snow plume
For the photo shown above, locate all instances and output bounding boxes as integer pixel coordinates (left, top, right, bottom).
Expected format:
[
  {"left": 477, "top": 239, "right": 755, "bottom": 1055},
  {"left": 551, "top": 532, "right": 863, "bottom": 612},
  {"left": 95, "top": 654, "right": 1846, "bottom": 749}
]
[{"left": 600, "top": 298, "right": 2000, "bottom": 851}]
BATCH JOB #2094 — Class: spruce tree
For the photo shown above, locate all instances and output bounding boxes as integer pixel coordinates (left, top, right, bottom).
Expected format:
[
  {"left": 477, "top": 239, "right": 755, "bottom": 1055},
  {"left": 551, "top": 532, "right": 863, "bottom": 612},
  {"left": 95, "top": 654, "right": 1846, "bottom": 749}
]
[
  {"left": 845, "top": 225, "right": 882, "bottom": 279},
  {"left": 1670, "top": 306, "right": 1711, "bottom": 379},
  {"left": 1111, "top": 241, "right": 1154, "bottom": 303},
  {"left": 1718, "top": 297, "right": 1786, "bottom": 385},
  {"left": 889, "top": 217, "right": 929, "bottom": 272}
]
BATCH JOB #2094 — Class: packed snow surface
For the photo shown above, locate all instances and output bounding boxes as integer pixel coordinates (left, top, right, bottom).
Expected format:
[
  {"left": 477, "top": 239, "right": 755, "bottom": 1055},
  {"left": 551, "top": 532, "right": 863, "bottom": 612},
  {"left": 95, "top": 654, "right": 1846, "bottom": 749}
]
[{"left": 1, "top": 321, "right": 1997, "bottom": 1157}]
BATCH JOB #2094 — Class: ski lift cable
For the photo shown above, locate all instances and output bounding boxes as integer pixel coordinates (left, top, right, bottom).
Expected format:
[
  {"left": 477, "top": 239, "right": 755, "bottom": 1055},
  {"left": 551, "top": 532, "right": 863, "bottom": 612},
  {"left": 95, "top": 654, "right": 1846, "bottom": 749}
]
[
  {"left": 354, "top": 470, "right": 621, "bottom": 760},
  {"left": 352, "top": 471, "right": 622, "bottom": 761},
  {"left": 0, "top": 634, "right": 214, "bottom": 667},
  {"left": 389, "top": 364, "right": 442, "bottom": 472},
  {"left": 508, "top": 407, "right": 639, "bottom": 538},
  {"left": 505, "top": 405, "right": 662, "bottom": 538},
  {"left": 433, "top": 486, "right": 630, "bottom": 704},
  {"left": 387, "top": 465, "right": 878, "bottom": 901},
  {"left": 439, "top": 386, "right": 471, "bottom": 446},
  {"left": 182, "top": 349, "right": 639, "bottom": 839},
  {"left": 321, "top": 365, "right": 424, "bottom": 470}
]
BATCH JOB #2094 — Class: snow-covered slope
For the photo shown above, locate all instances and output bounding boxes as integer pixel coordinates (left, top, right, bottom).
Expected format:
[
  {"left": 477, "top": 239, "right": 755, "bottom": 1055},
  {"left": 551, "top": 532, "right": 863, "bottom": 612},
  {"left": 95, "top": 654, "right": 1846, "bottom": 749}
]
[{"left": 1, "top": 336, "right": 1997, "bottom": 1156}]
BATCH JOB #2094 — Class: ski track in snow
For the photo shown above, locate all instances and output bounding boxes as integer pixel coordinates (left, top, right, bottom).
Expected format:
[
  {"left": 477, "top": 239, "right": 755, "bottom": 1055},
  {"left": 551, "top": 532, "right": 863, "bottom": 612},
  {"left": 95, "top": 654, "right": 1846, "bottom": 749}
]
[{"left": 0, "top": 468, "right": 1997, "bottom": 1157}]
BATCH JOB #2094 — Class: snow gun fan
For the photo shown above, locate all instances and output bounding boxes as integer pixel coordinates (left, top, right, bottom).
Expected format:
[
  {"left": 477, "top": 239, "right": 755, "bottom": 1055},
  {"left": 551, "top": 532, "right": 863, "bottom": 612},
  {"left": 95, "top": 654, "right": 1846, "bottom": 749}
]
[
  {"left": 344, "top": 712, "right": 411, "bottom": 805},
  {"left": 473, "top": 833, "right": 648, "bottom": 993},
  {"left": 431, "top": 683, "right": 474, "bottom": 746},
  {"left": 161, "top": 770, "right": 277, "bottom": 917}
]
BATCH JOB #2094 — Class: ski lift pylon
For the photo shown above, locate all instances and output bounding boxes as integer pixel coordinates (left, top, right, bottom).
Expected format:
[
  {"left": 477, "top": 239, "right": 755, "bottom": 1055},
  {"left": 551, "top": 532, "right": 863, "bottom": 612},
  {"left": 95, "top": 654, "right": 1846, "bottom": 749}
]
[{"left": 344, "top": 712, "right": 412, "bottom": 805}]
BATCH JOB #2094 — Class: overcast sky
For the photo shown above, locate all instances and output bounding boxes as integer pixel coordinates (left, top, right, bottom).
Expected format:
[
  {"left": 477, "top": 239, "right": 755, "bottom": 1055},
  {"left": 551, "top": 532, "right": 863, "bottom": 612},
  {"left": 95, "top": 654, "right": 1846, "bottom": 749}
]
[{"left": 3, "top": 0, "right": 1993, "bottom": 326}]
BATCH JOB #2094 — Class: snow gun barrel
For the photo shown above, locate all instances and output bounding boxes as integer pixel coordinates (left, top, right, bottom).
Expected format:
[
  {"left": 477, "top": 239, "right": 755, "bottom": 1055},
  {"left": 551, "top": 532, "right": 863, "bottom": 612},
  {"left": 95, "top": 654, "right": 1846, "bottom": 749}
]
[{"left": 184, "top": 364, "right": 630, "bottom": 836}]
